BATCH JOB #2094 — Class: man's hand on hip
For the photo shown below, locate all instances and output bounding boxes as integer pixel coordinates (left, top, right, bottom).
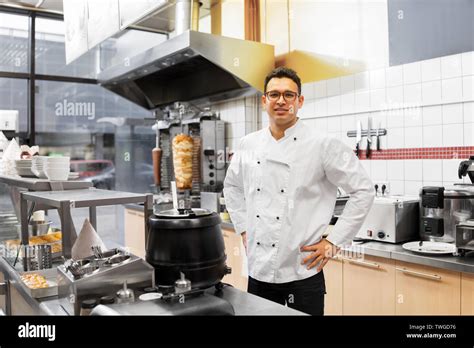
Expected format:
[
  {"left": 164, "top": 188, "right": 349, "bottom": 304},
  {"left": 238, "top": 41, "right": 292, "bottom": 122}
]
[
  {"left": 241, "top": 232, "right": 247, "bottom": 254},
  {"left": 300, "top": 238, "right": 340, "bottom": 272}
]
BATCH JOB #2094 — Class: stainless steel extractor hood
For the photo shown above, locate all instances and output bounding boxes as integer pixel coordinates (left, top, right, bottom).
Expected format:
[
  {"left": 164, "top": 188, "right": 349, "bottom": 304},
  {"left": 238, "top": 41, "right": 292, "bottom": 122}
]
[{"left": 97, "top": 30, "right": 275, "bottom": 109}]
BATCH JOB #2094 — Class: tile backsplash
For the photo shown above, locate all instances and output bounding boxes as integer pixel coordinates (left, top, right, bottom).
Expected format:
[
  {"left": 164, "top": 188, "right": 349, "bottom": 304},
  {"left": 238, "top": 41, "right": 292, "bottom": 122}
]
[
  {"left": 218, "top": 51, "right": 473, "bottom": 196},
  {"left": 292, "top": 51, "right": 473, "bottom": 195}
]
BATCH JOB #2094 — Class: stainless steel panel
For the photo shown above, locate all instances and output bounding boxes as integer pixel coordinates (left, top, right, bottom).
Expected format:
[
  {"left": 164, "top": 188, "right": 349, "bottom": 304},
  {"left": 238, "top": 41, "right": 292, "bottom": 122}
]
[
  {"left": 57, "top": 253, "right": 154, "bottom": 315},
  {"left": 98, "top": 30, "right": 275, "bottom": 108},
  {"left": 200, "top": 192, "right": 219, "bottom": 213},
  {"left": 201, "top": 120, "right": 225, "bottom": 190}
]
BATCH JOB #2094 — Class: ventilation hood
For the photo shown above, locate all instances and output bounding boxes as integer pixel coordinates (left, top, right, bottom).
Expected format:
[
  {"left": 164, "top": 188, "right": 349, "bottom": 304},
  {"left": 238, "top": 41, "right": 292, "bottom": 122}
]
[{"left": 97, "top": 30, "right": 275, "bottom": 109}]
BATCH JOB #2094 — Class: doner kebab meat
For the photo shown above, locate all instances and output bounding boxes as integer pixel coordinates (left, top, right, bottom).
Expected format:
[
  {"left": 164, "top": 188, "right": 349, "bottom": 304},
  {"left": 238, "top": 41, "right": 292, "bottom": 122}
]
[{"left": 172, "top": 134, "right": 194, "bottom": 189}]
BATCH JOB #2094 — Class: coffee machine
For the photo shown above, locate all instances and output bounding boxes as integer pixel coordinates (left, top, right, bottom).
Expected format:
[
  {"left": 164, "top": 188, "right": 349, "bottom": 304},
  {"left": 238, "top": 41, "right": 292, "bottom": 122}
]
[
  {"left": 454, "top": 156, "right": 474, "bottom": 253},
  {"left": 420, "top": 186, "right": 474, "bottom": 243},
  {"left": 458, "top": 156, "right": 474, "bottom": 185}
]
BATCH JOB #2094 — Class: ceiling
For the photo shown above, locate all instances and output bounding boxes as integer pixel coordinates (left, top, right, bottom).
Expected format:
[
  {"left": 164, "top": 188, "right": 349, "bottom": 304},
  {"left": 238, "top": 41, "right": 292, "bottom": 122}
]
[{"left": 0, "top": 0, "right": 214, "bottom": 33}]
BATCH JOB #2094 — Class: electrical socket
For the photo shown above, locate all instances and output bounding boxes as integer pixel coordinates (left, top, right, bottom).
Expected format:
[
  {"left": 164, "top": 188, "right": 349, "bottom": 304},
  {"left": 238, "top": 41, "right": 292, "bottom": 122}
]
[{"left": 373, "top": 181, "right": 390, "bottom": 196}]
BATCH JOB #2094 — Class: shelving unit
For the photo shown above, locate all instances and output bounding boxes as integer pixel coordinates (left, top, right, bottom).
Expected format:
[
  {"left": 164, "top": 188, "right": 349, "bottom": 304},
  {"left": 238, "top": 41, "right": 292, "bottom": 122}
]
[{"left": 20, "top": 188, "right": 153, "bottom": 269}]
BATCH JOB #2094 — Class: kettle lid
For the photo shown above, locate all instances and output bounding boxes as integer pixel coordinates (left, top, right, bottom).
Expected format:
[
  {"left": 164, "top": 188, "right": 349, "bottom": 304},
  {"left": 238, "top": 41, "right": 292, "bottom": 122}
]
[{"left": 156, "top": 208, "right": 212, "bottom": 218}]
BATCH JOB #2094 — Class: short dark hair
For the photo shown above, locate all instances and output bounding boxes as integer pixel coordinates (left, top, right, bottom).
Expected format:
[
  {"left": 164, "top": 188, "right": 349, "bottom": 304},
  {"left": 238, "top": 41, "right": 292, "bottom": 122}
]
[{"left": 264, "top": 67, "right": 301, "bottom": 95}]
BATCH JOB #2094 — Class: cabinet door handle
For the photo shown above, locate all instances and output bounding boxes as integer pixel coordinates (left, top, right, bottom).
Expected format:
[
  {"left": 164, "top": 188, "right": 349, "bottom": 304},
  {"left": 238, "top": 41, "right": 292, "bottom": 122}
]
[
  {"left": 395, "top": 267, "right": 441, "bottom": 281},
  {"left": 347, "top": 258, "right": 380, "bottom": 269}
]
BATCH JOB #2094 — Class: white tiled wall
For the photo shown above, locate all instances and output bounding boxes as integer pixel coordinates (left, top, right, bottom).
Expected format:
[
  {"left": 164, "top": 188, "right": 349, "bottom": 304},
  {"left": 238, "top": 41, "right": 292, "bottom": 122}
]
[
  {"left": 215, "top": 51, "right": 473, "bottom": 195},
  {"left": 294, "top": 51, "right": 474, "bottom": 195},
  {"left": 214, "top": 96, "right": 260, "bottom": 153}
]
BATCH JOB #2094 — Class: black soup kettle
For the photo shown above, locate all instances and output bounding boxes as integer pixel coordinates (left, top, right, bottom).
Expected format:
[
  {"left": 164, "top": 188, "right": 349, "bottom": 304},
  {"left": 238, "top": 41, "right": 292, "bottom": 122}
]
[{"left": 146, "top": 208, "right": 231, "bottom": 290}]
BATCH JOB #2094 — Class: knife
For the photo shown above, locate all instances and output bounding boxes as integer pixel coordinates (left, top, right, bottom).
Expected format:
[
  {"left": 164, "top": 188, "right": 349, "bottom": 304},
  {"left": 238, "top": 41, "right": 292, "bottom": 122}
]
[
  {"left": 366, "top": 117, "right": 372, "bottom": 159},
  {"left": 376, "top": 120, "right": 381, "bottom": 151},
  {"left": 356, "top": 121, "right": 362, "bottom": 158}
]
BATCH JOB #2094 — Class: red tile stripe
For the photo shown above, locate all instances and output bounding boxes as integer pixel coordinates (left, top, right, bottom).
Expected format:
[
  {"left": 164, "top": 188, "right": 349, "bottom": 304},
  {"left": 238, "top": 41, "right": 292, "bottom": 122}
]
[{"left": 356, "top": 146, "right": 474, "bottom": 160}]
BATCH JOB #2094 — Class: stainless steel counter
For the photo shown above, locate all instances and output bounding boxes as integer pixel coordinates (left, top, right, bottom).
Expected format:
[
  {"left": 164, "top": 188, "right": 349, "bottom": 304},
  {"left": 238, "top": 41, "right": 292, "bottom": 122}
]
[
  {"left": 91, "top": 286, "right": 304, "bottom": 316},
  {"left": 0, "top": 256, "right": 67, "bottom": 315},
  {"left": 0, "top": 257, "right": 304, "bottom": 316},
  {"left": 218, "top": 222, "right": 474, "bottom": 274},
  {"left": 341, "top": 242, "right": 474, "bottom": 274}
]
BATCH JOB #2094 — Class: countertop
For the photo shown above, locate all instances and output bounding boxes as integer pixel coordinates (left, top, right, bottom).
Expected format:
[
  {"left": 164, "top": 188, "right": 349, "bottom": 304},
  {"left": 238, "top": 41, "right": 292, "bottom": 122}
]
[
  {"left": 90, "top": 286, "right": 305, "bottom": 316},
  {"left": 0, "top": 257, "right": 304, "bottom": 316},
  {"left": 343, "top": 242, "right": 474, "bottom": 274},
  {"left": 123, "top": 204, "right": 474, "bottom": 274},
  {"left": 219, "top": 221, "right": 474, "bottom": 274}
]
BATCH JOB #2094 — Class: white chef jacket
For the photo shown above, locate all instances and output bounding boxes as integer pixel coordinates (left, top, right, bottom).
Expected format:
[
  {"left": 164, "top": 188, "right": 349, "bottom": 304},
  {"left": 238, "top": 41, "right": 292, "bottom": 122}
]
[{"left": 223, "top": 119, "right": 374, "bottom": 283}]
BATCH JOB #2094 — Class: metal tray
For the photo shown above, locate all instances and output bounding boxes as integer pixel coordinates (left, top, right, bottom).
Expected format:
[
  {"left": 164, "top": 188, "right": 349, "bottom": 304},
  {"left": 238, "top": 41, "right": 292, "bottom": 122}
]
[{"left": 19, "top": 268, "right": 58, "bottom": 298}]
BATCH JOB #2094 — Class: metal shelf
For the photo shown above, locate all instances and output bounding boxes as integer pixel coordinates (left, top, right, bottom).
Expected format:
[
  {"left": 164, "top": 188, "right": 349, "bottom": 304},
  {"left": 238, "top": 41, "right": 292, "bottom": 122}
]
[
  {"left": 0, "top": 175, "right": 92, "bottom": 191},
  {"left": 21, "top": 189, "right": 149, "bottom": 208},
  {"left": 20, "top": 188, "right": 153, "bottom": 269},
  {"left": 0, "top": 175, "right": 95, "bottom": 244}
]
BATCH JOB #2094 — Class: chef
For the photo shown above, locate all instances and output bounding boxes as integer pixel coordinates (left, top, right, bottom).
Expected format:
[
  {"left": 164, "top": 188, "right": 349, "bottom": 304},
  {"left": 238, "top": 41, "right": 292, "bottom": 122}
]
[{"left": 223, "top": 67, "right": 374, "bottom": 315}]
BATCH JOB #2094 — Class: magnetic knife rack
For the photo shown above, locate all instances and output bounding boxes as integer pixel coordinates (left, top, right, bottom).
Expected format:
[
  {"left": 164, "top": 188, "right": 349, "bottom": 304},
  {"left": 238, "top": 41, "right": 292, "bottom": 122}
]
[{"left": 346, "top": 129, "right": 387, "bottom": 138}]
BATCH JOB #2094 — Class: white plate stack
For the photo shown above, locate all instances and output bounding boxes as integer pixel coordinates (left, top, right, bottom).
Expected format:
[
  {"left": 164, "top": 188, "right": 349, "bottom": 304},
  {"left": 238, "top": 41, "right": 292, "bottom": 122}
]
[
  {"left": 31, "top": 156, "right": 48, "bottom": 179},
  {"left": 14, "top": 159, "right": 35, "bottom": 177},
  {"left": 44, "top": 157, "right": 70, "bottom": 181}
]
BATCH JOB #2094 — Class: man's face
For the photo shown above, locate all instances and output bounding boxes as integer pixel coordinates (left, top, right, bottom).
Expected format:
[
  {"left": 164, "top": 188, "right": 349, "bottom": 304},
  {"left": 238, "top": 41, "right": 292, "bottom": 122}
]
[{"left": 262, "top": 77, "right": 304, "bottom": 127}]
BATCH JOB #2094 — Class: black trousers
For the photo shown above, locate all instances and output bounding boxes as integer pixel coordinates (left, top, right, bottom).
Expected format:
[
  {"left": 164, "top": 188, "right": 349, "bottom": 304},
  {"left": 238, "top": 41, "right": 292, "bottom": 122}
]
[{"left": 247, "top": 271, "right": 326, "bottom": 316}]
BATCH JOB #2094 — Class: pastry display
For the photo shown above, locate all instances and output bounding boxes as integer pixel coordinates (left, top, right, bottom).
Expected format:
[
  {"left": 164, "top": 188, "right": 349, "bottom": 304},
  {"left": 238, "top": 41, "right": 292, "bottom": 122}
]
[{"left": 172, "top": 134, "right": 194, "bottom": 190}]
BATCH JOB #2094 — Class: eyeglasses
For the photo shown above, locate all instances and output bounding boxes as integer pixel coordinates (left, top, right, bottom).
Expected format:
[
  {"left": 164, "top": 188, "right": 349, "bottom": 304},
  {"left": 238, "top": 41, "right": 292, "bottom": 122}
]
[{"left": 265, "top": 90, "right": 299, "bottom": 102}]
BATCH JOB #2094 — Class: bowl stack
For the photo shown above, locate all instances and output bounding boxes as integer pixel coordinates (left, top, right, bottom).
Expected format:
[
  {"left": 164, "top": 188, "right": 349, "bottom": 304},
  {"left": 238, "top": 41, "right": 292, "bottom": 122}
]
[
  {"left": 14, "top": 159, "right": 35, "bottom": 177},
  {"left": 44, "top": 157, "right": 70, "bottom": 181},
  {"left": 31, "top": 156, "right": 48, "bottom": 179}
]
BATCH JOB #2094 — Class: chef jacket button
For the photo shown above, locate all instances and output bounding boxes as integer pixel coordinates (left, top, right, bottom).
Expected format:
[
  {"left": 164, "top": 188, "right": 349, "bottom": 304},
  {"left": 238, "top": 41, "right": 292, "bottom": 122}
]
[
  {"left": 257, "top": 188, "right": 260, "bottom": 192},
  {"left": 294, "top": 137, "right": 297, "bottom": 141},
  {"left": 257, "top": 242, "right": 261, "bottom": 245},
  {"left": 256, "top": 215, "right": 260, "bottom": 218},
  {"left": 280, "top": 189, "right": 284, "bottom": 193},
  {"left": 276, "top": 216, "right": 280, "bottom": 220},
  {"left": 257, "top": 161, "right": 260, "bottom": 164},
  {"left": 272, "top": 243, "right": 275, "bottom": 247}
]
